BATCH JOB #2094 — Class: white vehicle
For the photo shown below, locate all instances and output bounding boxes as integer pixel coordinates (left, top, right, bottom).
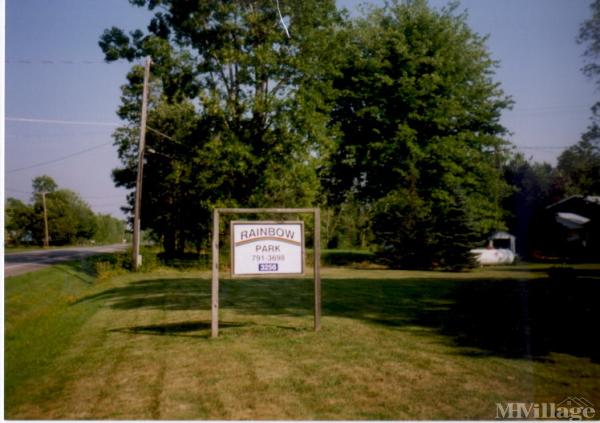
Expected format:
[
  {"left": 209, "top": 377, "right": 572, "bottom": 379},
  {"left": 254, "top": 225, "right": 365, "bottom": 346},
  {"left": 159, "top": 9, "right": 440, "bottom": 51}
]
[
  {"left": 471, "top": 232, "right": 517, "bottom": 265},
  {"left": 471, "top": 247, "right": 515, "bottom": 265}
]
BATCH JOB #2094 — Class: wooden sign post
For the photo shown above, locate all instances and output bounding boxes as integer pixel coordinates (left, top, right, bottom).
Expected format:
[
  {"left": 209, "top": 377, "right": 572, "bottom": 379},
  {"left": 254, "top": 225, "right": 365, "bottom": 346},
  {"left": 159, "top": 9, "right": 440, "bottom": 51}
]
[{"left": 211, "top": 208, "right": 321, "bottom": 338}]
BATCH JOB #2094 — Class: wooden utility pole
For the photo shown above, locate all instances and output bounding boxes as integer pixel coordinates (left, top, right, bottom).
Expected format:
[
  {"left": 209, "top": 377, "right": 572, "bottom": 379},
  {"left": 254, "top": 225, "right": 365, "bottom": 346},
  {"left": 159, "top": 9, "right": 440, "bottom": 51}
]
[
  {"left": 41, "top": 192, "right": 49, "bottom": 248},
  {"left": 132, "top": 56, "right": 152, "bottom": 270}
]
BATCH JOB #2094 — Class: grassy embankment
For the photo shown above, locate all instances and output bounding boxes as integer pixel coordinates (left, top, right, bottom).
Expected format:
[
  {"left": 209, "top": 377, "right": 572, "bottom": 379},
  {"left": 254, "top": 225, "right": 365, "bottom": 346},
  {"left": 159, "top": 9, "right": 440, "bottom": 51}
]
[{"left": 5, "top": 253, "right": 600, "bottom": 419}]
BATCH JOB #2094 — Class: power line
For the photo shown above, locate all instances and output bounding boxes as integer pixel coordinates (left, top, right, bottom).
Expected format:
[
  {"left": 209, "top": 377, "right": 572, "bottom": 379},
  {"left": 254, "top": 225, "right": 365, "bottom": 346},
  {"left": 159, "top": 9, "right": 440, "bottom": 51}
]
[
  {"left": 6, "top": 119, "right": 178, "bottom": 142},
  {"left": 5, "top": 188, "right": 30, "bottom": 194},
  {"left": 5, "top": 188, "right": 127, "bottom": 202},
  {"left": 6, "top": 58, "right": 107, "bottom": 65},
  {"left": 519, "top": 145, "right": 570, "bottom": 150},
  {"left": 6, "top": 130, "right": 112, "bottom": 139},
  {"left": 512, "top": 105, "right": 590, "bottom": 112},
  {"left": 6, "top": 117, "right": 120, "bottom": 127},
  {"left": 84, "top": 194, "right": 126, "bottom": 199},
  {"left": 5, "top": 57, "right": 146, "bottom": 66},
  {"left": 88, "top": 203, "right": 125, "bottom": 207},
  {"left": 147, "top": 126, "right": 184, "bottom": 145},
  {"left": 94, "top": 206, "right": 127, "bottom": 211},
  {"left": 6, "top": 142, "right": 113, "bottom": 173}
]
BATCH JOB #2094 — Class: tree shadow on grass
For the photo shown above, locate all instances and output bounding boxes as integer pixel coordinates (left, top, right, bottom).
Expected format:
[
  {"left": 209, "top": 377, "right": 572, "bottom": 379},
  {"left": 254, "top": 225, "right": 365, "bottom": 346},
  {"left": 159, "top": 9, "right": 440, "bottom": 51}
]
[
  {"left": 412, "top": 278, "right": 600, "bottom": 362},
  {"left": 109, "top": 320, "right": 246, "bottom": 339},
  {"left": 75, "top": 271, "right": 600, "bottom": 362},
  {"left": 76, "top": 278, "right": 209, "bottom": 310}
]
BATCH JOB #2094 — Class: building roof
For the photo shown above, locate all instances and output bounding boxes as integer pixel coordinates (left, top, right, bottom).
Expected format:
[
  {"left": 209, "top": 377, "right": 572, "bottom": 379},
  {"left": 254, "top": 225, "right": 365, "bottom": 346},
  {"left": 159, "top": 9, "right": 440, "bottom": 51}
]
[{"left": 556, "top": 212, "right": 590, "bottom": 229}]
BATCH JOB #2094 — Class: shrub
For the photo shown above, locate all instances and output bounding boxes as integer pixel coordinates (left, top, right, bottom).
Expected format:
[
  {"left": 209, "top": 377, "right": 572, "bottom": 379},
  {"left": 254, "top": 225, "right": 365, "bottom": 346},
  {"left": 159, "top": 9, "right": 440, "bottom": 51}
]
[{"left": 372, "top": 189, "right": 479, "bottom": 270}]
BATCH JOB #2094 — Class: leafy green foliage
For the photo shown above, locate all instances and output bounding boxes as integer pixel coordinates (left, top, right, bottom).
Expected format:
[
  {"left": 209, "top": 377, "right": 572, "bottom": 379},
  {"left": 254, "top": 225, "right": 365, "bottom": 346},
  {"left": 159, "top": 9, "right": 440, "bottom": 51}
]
[
  {"left": 322, "top": 194, "right": 372, "bottom": 249},
  {"left": 371, "top": 189, "right": 434, "bottom": 269},
  {"left": 28, "top": 175, "right": 99, "bottom": 245},
  {"left": 578, "top": 0, "right": 600, "bottom": 84},
  {"left": 101, "top": 0, "right": 343, "bottom": 256},
  {"left": 5, "top": 198, "right": 35, "bottom": 245},
  {"left": 31, "top": 189, "right": 97, "bottom": 245},
  {"left": 566, "top": 0, "right": 600, "bottom": 197},
  {"left": 93, "top": 214, "right": 126, "bottom": 244},
  {"left": 556, "top": 131, "right": 600, "bottom": 196},
  {"left": 31, "top": 175, "right": 58, "bottom": 196},
  {"left": 325, "top": 0, "right": 512, "bottom": 269},
  {"left": 431, "top": 192, "right": 480, "bottom": 270},
  {"left": 4, "top": 176, "right": 124, "bottom": 247}
]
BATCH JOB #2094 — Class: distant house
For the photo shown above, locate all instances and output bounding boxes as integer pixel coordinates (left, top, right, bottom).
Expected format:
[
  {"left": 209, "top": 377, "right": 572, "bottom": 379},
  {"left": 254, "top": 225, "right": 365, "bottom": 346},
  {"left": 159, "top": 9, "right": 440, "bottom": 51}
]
[{"left": 544, "top": 195, "right": 600, "bottom": 259}]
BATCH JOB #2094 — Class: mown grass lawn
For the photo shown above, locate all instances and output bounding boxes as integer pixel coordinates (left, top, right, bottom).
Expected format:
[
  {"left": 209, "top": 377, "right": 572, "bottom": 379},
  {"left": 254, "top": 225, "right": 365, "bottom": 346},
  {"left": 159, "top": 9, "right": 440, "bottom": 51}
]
[{"left": 4, "top": 260, "right": 600, "bottom": 419}]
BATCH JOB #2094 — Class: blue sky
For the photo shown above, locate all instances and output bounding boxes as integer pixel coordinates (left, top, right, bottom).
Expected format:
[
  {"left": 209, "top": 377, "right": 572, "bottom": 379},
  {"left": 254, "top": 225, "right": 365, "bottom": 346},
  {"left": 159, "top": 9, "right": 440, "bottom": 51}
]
[{"left": 4, "top": 0, "right": 597, "bottom": 219}]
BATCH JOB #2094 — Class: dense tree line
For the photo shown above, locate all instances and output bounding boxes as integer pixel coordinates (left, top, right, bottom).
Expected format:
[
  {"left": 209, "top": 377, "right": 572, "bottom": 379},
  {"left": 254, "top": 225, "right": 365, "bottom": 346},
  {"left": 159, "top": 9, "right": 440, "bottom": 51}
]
[
  {"left": 502, "top": 142, "right": 600, "bottom": 259},
  {"left": 99, "top": 0, "right": 598, "bottom": 268},
  {"left": 4, "top": 176, "right": 125, "bottom": 247},
  {"left": 500, "top": 0, "right": 600, "bottom": 259}
]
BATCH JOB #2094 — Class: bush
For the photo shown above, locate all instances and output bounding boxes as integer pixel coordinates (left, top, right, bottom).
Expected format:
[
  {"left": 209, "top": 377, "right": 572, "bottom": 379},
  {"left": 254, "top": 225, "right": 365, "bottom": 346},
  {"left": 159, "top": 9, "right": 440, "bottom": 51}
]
[
  {"left": 157, "top": 251, "right": 211, "bottom": 270},
  {"left": 85, "top": 252, "right": 128, "bottom": 279},
  {"left": 371, "top": 190, "right": 479, "bottom": 270},
  {"left": 371, "top": 190, "right": 435, "bottom": 269},
  {"left": 85, "top": 247, "right": 161, "bottom": 278},
  {"left": 322, "top": 250, "right": 375, "bottom": 266}
]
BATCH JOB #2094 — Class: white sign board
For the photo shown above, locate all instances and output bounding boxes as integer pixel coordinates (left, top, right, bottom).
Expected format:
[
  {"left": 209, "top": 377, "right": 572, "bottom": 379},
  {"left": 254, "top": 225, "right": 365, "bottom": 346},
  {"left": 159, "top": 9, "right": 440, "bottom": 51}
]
[{"left": 231, "top": 221, "right": 305, "bottom": 277}]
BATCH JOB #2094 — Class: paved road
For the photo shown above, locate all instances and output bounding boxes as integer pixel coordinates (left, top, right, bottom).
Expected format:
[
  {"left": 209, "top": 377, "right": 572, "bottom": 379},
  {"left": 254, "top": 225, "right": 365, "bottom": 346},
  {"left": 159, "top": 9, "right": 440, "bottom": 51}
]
[{"left": 4, "top": 244, "right": 129, "bottom": 277}]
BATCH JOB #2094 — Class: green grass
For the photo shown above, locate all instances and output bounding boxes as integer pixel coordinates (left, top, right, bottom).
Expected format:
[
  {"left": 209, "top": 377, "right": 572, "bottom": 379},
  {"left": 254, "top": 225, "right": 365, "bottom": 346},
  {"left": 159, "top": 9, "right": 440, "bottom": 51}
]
[{"left": 4, "top": 261, "right": 600, "bottom": 419}]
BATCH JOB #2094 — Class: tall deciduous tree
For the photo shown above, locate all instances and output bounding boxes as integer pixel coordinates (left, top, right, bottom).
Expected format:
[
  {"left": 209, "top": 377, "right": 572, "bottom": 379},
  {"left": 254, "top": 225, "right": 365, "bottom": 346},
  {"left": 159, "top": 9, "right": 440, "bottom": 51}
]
[
  {"left": 100, "top": 0, "right": 342, "bottom": 256},
  {"left": 325, "top": 0, "right": 512, "bottom": 269},
  {"left": 568, "top": 0, "right": 600, "bottom": 196}
]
